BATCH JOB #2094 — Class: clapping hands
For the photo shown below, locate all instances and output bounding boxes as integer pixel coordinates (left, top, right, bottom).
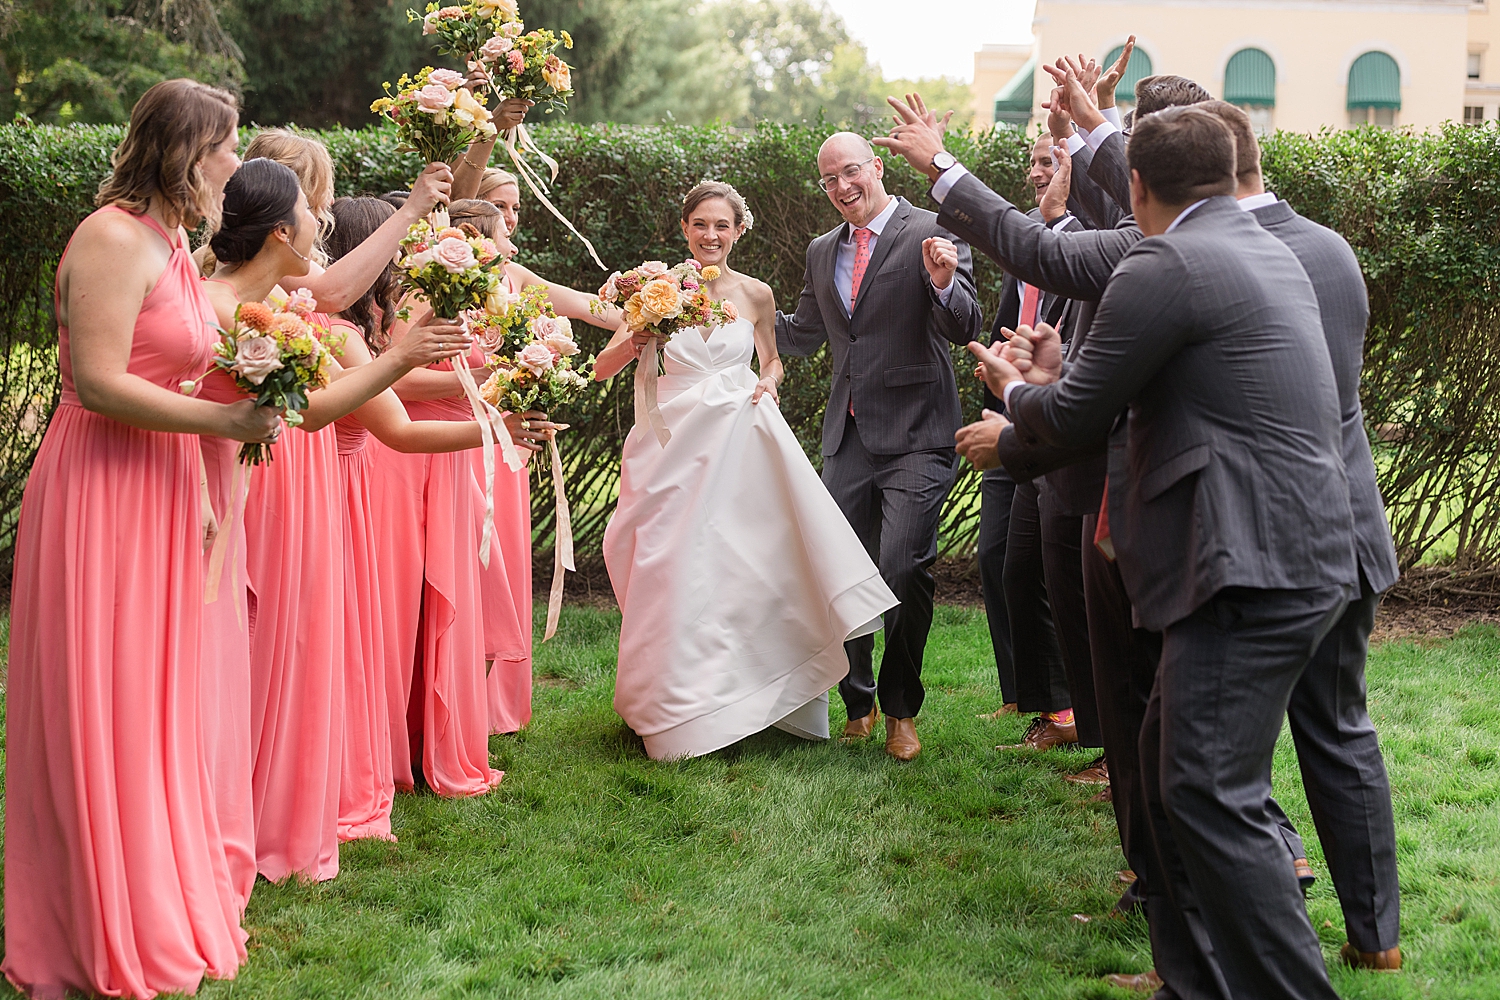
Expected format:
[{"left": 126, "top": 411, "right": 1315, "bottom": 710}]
[
  {"left": 967, "top": 323, "right": 1063, "bottom": 396},
  {"left": 873, "top": 93, "right": 952, "bottom": 181}
]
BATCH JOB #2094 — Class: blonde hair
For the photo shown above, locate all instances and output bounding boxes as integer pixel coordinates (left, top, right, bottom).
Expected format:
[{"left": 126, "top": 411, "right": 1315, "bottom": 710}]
[
  {"left": 477, "top": 168, "right": 520, "bottom": 200},
  {"left": 244, "top": 128, "right": 335, "bottom": 264},
  {"left": 96, "top": 78, "right": 239, "bottom": 230}
]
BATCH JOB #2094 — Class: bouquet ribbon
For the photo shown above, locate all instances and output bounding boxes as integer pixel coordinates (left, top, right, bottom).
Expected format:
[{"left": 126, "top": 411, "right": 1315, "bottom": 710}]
[
  {"left": 634, "top": 336, "right": 672, "bottom": 447},
  {"left": 501, "top": 123, "right": 606, "bottom": 271},
  {"left": 543, "top": 435, "right": 574, "bottom": 642},
  {"left": 451, "top": 348, "right": 525, "bottom": 568}
]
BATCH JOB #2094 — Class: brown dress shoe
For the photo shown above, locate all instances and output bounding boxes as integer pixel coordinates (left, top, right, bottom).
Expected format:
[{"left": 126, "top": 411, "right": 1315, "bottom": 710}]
[
  {"left": 977, "top": 703, "right": 1019, "bottom": 719},
  {"left": 1340, "top": 943, "right": 1401, "bottom": 971},
  {"left": 1065, "top": 754, "right": 1109, "bottom": 785},
  {"left": 841, "top": 706, "right": 879, "bottom": 742},
  {"left": 885, "top": 717, "right": 920, "bottom": 761},
  {"left": 1103, "top": 970, "right": 1163, "bottom": 992},
  {"left": 998, "top": 715, "right": 1078, "bottom": 751}
]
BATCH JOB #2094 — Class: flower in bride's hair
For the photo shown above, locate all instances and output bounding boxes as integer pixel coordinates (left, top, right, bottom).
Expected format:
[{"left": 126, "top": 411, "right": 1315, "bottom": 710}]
[
  {"left": 428, "top": 68, "right": 465, "bottom": 91},
  {"left": 237, "top": 301, "right": 275, "bottom": 333},
  {"left": 434, "top": 236, "right": 478, "bottom": 273},
  {"left": 700, "top": 265, "right": 721, "bottom": 281},
  {"left": 416, "top": 83, "right": 456, "bottom": 113},
  {"left": 639, "top": 261, "right": 669, "bottom": 277},
  {"left": 624, "top": 293, "right": 647, "bottom": 330},
  {"left": 721, "top": 299, "right": 740, "bottom": 323},
  {"left": 480, "top": 34, "right": 515, "bottom": 60},
  {"left": 517, "top": 342, "right": 556, "bottom": 375},
  {"left": 285, "top": 287, "right": 317, "bottom": 317},
  {"left": 640, "top": 278, "right": 683, "bottom": 322},
  {"left": 231, "top": 336, "right": 284, "bottom": 385}
]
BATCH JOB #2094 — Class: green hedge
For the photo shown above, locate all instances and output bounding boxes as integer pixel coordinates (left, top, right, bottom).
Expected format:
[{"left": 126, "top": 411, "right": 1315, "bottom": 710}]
[{"left": 2, "top": 120, "right": 1497, "bottom": 576}]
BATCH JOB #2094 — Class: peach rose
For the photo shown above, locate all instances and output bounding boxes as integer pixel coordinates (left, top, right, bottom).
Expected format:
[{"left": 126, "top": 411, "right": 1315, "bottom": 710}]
[
  {"left": 232, "top": 336, "right": 283, "bottom": 385},
  {"left": 639, "top": 278, "right": 683, "bottom": 322},
  {"left": 501, "top": 20, "right": 523, "bottom": 37},
  {"left": 480, "top": 35, "right": 514, "bottom": 60},
  {"left": 542, "top": 328, "right": 579, "bottom": 357},
  {"left": 415, "top": 84, "right": 455, "bottom": 113},
  {"left": 542, "top": 54, "right": 571, "bottom": 92},
  {"left": 437, "top": 4, "right": 464, "bottom": 17},
  {"left": 640, "top": 261, "right": 669, "bottom": 277},
  {"left": 517, "top": 342, "right": 556, "bottom": 375},
  {"left": 599, "top": 271, "right": 622, "bottom": 301},
  {"left": 477, "top": 0, "right": 518, "bottom": 17},
  {"left": 434, "top": 236, "right": 478, "bottom": 273},
  {"left": 474, "top": 323, "right": 506, "bottom": 354},
  {"left": 721, "top": 299, "right": 740, "bottom": 323},
  {"left": 451, "top": 87, "right": 492, "bottom": 126},
  {"left": 624, "top": 294, "right": 647, "bottom": 330},
  {"left": 428, "top": 68, "right": 465, "bottom": 90},
  {"left": 404, "top": 248, "right": 436, "bottom": 270}
]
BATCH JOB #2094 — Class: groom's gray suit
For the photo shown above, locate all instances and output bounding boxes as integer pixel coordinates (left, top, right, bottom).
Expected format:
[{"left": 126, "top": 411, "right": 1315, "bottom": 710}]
[{"left": 776, "top": 196, "right": 983, "bottom": 721}]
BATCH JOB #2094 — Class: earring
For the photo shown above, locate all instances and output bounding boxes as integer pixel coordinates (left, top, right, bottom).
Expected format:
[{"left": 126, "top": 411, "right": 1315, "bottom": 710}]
[{"left": 281, "top": 232, "right": 310, "bottom": 263}]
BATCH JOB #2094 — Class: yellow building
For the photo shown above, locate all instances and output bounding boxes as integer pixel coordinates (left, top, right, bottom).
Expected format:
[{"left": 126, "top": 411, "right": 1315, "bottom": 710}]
[
  {"left": 970, "top": 44, "right": 1034, "bottom": 126},
  {"left": 980, "top": 0, "right": 1478, "bottom": 131}
]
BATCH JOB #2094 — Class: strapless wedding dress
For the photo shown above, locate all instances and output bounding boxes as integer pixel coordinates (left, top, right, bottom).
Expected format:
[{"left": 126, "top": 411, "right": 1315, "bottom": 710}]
[{"left": 605, "top": 317, "right": 898, "bottom": 760}]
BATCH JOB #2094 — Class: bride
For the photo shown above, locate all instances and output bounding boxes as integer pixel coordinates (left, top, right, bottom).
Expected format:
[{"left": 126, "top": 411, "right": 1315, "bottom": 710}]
[{"left": 595, "top": 182, "right": 899, "bottom": 760}]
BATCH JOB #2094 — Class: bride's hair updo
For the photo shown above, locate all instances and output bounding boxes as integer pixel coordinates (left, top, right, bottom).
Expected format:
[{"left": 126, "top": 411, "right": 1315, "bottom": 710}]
[
  {"left": 209, "top": 158, "right": 303, "bottom": 266},
  {"left": 681, "top": 181, "right": 754, "bottom": 232}
]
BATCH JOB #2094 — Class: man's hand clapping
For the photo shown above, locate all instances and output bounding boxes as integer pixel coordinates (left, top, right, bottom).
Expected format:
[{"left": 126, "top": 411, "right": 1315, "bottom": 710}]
[{"left": 954, "top": 409, "right": 1010, "bottom": 470}]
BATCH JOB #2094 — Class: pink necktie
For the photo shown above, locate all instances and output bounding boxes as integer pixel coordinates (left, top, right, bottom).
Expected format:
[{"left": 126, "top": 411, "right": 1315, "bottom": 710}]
[
  {"left": 1020, "top": 282, "right": 1040, "bottom": 329},
  {"left": 850, "top": 227, "right": 872, "bottom": 309}
]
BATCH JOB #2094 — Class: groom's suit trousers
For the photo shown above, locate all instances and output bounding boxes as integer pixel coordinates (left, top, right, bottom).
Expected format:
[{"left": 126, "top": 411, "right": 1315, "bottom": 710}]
[{"left": 824, "top": 418, "right": 957, "bottom": 721}]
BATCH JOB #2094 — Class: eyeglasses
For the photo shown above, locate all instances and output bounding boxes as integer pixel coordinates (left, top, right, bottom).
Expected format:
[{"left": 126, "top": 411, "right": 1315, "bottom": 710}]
[{"left": 818, "top": 158, "right": 873, "bottom": 193}]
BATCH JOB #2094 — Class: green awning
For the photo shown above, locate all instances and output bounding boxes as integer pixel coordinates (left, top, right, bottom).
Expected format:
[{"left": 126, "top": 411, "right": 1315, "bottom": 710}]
[
  {"left": 994, "top": 54, "right": 1036, "bottom": 126},
  {"left": 1104, "top": 44, "right": 1154, "bottom": 102},
  {"left": 1348, "top": 51, "right": 1401, "bottom": 109},
  {"left": 1224, "top": 48, "right": 1275, "bottom": 107}
]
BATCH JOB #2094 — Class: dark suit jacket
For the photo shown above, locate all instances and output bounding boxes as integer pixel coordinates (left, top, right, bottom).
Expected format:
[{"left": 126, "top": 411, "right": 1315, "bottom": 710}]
[
  {"left": 776, "top": 196, "right": 983, "bottom": 456},
  {"left": 1089, "top": 129, "right": 1133, "bottom": 216},
  {"left": 1067, "top": 143, "right": 1126, "bottom": 231},
  {"left": 1250, "top": 199, "right": 1400, "bottom": 592},
  {"left": 1007, "top": 197, "right": 1358, "bottom": 630},
  {"left": 984, "top": 209, "right": 1074, "bottom": 417}
]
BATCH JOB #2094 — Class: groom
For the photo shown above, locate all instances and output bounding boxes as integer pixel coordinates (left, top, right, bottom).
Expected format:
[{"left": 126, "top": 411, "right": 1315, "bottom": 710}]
[{"left": 776, "top": 131, "right": 983, "bottom": 761}]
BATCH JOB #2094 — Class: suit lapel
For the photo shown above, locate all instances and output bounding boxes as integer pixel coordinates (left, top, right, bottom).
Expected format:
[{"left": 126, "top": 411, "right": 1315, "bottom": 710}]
[
  {"left": 815, "top": 228, "right": 850, "bottom": 331},
  {"left": 851, "top": 199, "right": 909, "bottom": 321}
]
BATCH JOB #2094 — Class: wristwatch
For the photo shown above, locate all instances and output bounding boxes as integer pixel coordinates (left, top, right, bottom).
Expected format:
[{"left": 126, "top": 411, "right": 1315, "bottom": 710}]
[{"left": 930, "top": 151, "right": 957, "bottom": 175}]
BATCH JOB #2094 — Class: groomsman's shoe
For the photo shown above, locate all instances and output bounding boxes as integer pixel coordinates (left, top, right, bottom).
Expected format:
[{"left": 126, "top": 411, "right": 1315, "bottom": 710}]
[
  {"left": 1340, "top": 943, "right": 1402, "bottom": 971},
  {"left": 1102, "top": 970, "right": 1163, "bottom": 992},
  {"left": 1065, "top": 755, "right": 1110, "bottom": 785},
  {"left": 885, "top": 717, "right": 920, "bottom": 761},
  {"left": 976, "top": 703, "right": 1019, "bottom": 719},
  {"left": 841, "top": 706, "right": 879, "bottom": 742},
  {"left": 998, "top": 716, "right": 1078, "bottom": 752}
]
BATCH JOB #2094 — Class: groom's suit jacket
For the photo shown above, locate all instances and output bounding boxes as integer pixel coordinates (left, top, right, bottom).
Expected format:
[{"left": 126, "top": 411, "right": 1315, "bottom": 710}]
[
  {"left": 776, "top": 197, "right": 983, "bottom": 457},
  {"left": 1005, "top": 197, "right": 1358, "bottom": 630}
]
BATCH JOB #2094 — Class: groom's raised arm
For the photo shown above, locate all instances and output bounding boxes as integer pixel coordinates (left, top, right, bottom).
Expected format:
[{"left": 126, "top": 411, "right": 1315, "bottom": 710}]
[
  {"left": 775, "top": 247, "right": 829, "bottom": 357},
  {"left": 926, "top": 233, "right": 983, "bottom": 346}
]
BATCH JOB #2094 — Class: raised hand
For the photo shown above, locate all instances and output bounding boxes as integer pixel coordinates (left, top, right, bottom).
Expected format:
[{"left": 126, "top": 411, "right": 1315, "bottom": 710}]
[
  {"left": 873, "top": 94, "right": 949, "bottom": 181},
  {"left": 1042, "top": 84, "right": 1074, "bottom": 141},
  {"left": 898, "top": 91, "right": 953, "bottom": 136},
  {"left": 1059, "top": 59, "right": 1107, "bottom": 134},
  {"left": 1039, "top": 145, "right": 1072, "bottom": 223},
  {"left": 923, "top": 236, "right": 958, "bottom": 290},
  {"left": 968, "top": 339, "right": 1026, "bottom": 397},
  {"left": 494, "top": 97, "right": 534, "bottom": 133},
  {"left": 954, "top": 409, "right": 1010, "bottom": 470},
  {"left": 1097, "top": 36, "right": 1136, "bottom": 108},
  {"left": 406, "top": 162, "right": 454, "bottom": 217},
  {"left": 1001, "top": 322, "right": 1064, "bottom": 385}
]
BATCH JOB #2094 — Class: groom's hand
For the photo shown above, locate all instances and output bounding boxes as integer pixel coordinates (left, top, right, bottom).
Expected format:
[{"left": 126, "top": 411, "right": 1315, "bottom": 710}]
[
  {"left": 954, "top": 409, "right": 1010, "bottom": 470},
  {"left": 923, "top": 237, "right": 958, "bottom": 290},
  {"left": 873, "top": 93, "right": 949, "bottom": 182}
]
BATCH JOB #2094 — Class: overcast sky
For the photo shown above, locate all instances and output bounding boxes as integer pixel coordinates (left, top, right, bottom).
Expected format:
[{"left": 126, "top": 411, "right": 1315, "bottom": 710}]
[{"left": 822, "top": 0, "right": 1037, "bottom": 82}]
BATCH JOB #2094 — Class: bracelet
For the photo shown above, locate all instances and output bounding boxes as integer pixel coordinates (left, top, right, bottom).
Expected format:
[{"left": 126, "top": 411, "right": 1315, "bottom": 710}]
[{"left": 462, "top": 155, "right": 486, "bottom": 170}]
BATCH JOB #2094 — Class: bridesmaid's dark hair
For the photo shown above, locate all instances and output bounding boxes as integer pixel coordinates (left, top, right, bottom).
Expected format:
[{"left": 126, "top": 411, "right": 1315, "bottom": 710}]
[
  {"left": 209, "top": 158, "right": 302, "bottom": 265},
  {"left": 328, "top": 196, "right": 400, "bottom": 356},
  {"left": 447, "top": 198, "right": 502, "bottom": 239}
]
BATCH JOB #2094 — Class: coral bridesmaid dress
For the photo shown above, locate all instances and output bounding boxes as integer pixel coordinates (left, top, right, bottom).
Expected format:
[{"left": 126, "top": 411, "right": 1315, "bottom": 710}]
[
  {"left": 478, "top": 444, "right": 533, "bottom": 735},
  {"left": 242, "top": 312, "right": 345, "bottom": 882},
  {"left": 331, "top": 320, "right": 397, "bottom": 842},
  {"left": 4, "top": 207, "right": 247, "bottom": 998},
  {"left": 369, "top": 347, "right": 502, "bottom": 798},
  {"left": 198, "top": 367, "right": 259, "bottom": 911}
]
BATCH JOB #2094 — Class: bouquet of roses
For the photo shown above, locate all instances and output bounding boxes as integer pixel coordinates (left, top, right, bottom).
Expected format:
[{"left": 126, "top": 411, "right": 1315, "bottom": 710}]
[
  {"left": 411, "top": 1, "right": 574, "bottom": 113},
  {"left": 594, "top": 258, "right": 738, "bottom": 446},
  {"left": 396, "top": 211, "right": 508, "bottom": 319},
  {"left": 210, "top": 288, "right": 341, "bottom": 465},
  {"left": 370, "top": 66, "right": 497, "bottom": 165}
]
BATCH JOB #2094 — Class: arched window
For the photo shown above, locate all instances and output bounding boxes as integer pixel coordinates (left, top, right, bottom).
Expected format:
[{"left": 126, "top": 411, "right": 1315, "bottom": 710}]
[
  {"left": 1224, "top": 47, "right": 1276, "bottom": 133},
  {"left": 1347, "top": 50, "right": 1400, "bottom": 128},
  {"left": 1104, "top": 43, "right": 1154, "bottom": 105},
  {"left": 994, "top": 54, "right": 1036, "bottom": 127}
]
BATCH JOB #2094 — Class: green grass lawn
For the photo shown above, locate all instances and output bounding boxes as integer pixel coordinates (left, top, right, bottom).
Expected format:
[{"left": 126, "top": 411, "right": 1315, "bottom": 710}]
[{"left": 2, "top": 607, "right": 1499, "bottom": 998}]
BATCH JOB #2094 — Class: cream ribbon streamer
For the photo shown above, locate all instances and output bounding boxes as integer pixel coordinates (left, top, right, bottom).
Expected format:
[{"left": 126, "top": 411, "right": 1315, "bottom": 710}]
[
  {"left": 451, "top": 349, "right": 524, "bottom": 568},
  {"left": 500, "top": 123, "right": 606, "bottom": 272},
  {"left": 634, "top": 336, "right": 672, "bottom": 447},
  {"left": 543, "top": 435, "right": 574, "bottom": 642}
]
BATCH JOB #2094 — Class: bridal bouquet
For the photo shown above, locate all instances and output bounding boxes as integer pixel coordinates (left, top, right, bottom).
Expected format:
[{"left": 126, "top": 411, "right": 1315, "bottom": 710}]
[
  {"left": 370, "top": 67, "right": 498, "bottom": 165},
  {"left": 594, "top": 259, "right": 738, "bottom": 447}
]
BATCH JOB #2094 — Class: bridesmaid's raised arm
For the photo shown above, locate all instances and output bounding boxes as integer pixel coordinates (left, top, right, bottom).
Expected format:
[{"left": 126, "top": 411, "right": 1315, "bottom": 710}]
[{"left": 594, "top": 322, "right": 649, "bottom": 381}]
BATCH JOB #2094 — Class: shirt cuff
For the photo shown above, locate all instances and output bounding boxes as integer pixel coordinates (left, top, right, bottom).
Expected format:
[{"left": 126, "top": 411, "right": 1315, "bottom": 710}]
[
  {"left": 937, "top": 282, "right": 954, "bottom": 307},
  {"left": 1085, "top": 120, "right": 1119, "bottom": 151},
  {"left": 1002, "top": 379, "right": 1024, "bottom": 410},
  {"left": 1102, "top": 105, "right": 1123, "bottom": 129},
  {"left": 931, "top": 162, "right": 970, "bottom": 204},
  {"left": 1064, "top": 132, "right": 1087, "bottom": 155}
]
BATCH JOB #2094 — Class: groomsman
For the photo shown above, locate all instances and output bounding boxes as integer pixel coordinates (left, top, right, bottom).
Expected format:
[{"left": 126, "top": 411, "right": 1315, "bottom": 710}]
[{"left": 776, "top": 131, "right": 984, "bottom": 762}]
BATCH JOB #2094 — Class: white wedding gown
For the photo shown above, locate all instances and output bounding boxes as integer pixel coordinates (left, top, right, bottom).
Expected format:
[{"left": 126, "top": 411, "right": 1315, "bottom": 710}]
[{"left": 605, "top": 317, "right": 898, "bottom": 760}]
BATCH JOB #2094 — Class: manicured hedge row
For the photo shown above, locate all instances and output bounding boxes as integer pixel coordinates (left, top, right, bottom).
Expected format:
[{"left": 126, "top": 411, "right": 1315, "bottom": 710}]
[{"left": 2, "top": 119, "right": 1496, "bottom": 574}]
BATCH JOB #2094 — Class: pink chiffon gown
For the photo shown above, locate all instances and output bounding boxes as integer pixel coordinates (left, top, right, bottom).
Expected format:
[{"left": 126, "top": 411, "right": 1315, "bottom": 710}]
[
  {"left": 332, "top": 320, "right": 397, "bottom": 842},
  {"left": 243, "top": 311, "right": 345, "bottom": 882},
  {"left": 478, "top": 451, "right": 533, "bottom": 735},
  {"left": 368, "top": 348, "right": 502, "bottom": 797},
  {"left": 198, "top": 367, "right": 259, "bottom": 911},
  {"left": 4, "top": 206, "right": 247, "bottom": 998}
]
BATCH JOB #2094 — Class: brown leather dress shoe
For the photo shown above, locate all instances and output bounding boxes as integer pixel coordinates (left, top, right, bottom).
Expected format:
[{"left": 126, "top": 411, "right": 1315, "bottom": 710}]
[
  {"left": 1065, "top": 754, "right": 1109, "bottom": 785},
  {"left": 1103, "top": 970, "right": 1163, "bottom": 992},
  {"left": 841, "top": 706, "right": 879, "bottom": 742},
  {"left": 998, "top": 715, "right": 1078, "bottom": 751},
  {"left": 885, "top": 717, "right": 920, "bottom": 761},
  {"left": 1340, "top": 943, "right": 1401, "bottom": 971},
  {"left": 977, "top": 703, "right": 1019, "bottom": 719}
]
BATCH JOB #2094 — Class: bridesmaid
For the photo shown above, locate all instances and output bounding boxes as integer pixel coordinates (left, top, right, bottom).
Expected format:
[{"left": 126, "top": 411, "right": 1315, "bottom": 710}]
[
  {"left": 4, "top": 79, "right": 278, "bottom": 999},
  {"left": 323, "top": 195, "right": 548, "bottom": 840},
  {"left": 203, "top": 158, "right": 472, "bottom": 882}
]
